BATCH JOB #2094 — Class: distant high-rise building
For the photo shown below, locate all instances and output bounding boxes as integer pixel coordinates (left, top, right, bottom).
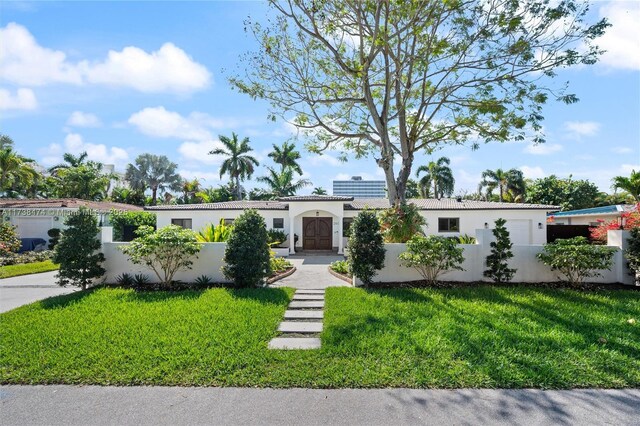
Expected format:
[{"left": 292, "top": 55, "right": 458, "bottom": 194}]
[{"left": 332, "top": 176, "right": 386, "bottom": 198}]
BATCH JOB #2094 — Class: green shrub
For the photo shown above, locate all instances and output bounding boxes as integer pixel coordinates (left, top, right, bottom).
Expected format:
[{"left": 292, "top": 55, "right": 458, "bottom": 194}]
[
  {"left": 196, "top": 219, "right": 234, "bottom": 242},
  {"left": 115, "top": 273, "right": 135, "bottom": 288},
  {"left": 52, "top": 207, "right": 106, "bottom": 290},
  {"left": 536, "top": 236, "right": 616, "bottom": 286},
  {"left": 267, "top": 229, "right": 288, "bottom": 247},
  {"left": 626, "top": 228, "right": 640, "bottom": 285},
  {"left": 193, "top": 275, "right": 214, "bottom": 286},
  {"left": 47, "top": 228, "right": 61, "bottom": 250},
  {"left": 399, "top": 235, "right": 465, "bottom": 284},
  {"left": 0, "top": 221, "right": 21, "bottom": 255},
  {"left": 378, "top": 203, "right": 426, "bottom": 243},
  {"left": 458, "top": 234, "right": 477, "bottom": 244},
  {"left": 109, "top": 210, "right": 157, "bottom": 241},
  {"left": 0, "top": 250, "right": 54, "bottom": 266},
  {"left": 348, "top": 210, "right": 385, "bottom": 285},
  {"left": 484, "top": 218, "right": 516, "bottom": 284},
  {"left": 270, "top": 252, "right": 293, "bottom": 273},
  {"left": 120, "top": 225, "right": 201, "bottom": 287},
  {"left": 330, "top": 260, "right": 350, "bottom": 275},
  {"left": 222, "top": 209, "right": 271, "bottom": 287}
]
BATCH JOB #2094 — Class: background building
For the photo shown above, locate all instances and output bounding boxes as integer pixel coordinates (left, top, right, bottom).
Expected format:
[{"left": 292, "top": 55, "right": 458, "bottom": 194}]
[{"left": 332, "top": 176, "right": 386, "bottom": 199}]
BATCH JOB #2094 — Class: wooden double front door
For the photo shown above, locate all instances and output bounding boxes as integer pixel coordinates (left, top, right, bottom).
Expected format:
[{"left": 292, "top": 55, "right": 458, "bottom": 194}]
[{"left": 302, "top": 217, "right": 333, "bottom": 250}]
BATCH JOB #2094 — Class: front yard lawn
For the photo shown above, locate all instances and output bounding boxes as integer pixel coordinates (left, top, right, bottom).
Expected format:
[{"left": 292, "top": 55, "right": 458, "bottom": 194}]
[
  {"left": 1, "top": 286, "right": 638, "bottom": 388},
  {"left": 0, "top": 260, "right": 59, "bottom": 279}
]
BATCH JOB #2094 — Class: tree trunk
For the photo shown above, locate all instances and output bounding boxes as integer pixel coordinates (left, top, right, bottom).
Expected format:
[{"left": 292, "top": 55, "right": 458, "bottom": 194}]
[
  {"left": 377, "top": 149, "right": 398, "bottom": 206},
  {"left": 235, "top": 176, "right": 242, "bottom": 200},
  {"left": 151, "top": 187, "right": 157, "bottom": 205}
]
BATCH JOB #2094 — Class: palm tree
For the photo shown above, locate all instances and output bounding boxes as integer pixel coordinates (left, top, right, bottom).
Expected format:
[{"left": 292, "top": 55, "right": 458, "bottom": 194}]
[
  {"left": 48, "top": 151, "right": 89, "bottom": 176},
  {"left": 268, "top": 141, "right": 303, "bottom": 175},
  {"left": 612, "top": 170, "right": 640, "bottom": 202},
  {"left": 181, "top": 178, "right": 203, "bottom": 204},
  {"left": 258, "top": 167, "right": 311, "bottom": 198},
  {"left": 415, "top": 157, "right": 455, "bottom": 199},
  {"left": 479, "top": 168, "right": 525, "bottom": 202},
  {"left": 312, "top": 187, "right": 328, "bottom": 195},
  {"left": 0, "top": 135, "right": 14, "bottom": 150},
  {"left": 210, "top": 133, "right": 259, "bottom": 200},
  {"left": 0, "top": 148, "right": 39, "bottom": 197},
  {"left": 125, "top": 154, "right": 182, "bottom": 205}
]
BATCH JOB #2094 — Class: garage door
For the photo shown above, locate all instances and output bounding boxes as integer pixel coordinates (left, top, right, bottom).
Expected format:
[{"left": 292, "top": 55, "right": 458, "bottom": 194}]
[
  {"left": 13, "top": 217, "right": 53, "bottom": 241},
  {"left": 504, "top": 219, "right": 531, "bottom": 245}
]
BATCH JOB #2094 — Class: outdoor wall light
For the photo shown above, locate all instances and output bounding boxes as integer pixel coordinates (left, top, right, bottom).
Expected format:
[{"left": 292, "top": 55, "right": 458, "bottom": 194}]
[
  {"left": 484, "top": 222, "right": 488, "bottom": 229},
  {"left": 316, "top": 211, "right": 319, "bottom": 216},
  {"left": 538, "top": 222, "right": 543, "bottom": 229}
]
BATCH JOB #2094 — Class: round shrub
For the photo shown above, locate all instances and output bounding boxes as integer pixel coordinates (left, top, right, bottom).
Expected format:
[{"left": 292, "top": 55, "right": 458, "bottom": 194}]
[
  {"left": 347, "top": 210, "right": 385, "bottom": 285},
  {"left": 0, "top": 221, "right": 21, "bottom": 256}
]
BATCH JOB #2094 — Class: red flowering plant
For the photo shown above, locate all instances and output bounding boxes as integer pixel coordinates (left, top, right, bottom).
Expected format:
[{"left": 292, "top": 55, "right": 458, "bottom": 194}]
[{"left": 589, "top": 204, "right": 640, "bottom": 244}]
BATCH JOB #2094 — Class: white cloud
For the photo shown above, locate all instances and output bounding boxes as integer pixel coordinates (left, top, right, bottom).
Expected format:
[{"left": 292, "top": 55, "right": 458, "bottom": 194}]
[
  {"left": 597, "top": 1, "right": 640, "bottom": 71},
  {"left": 564, "top": 121, "right": 600, "bottom": 139},
  {"left": 523, "top": 143, "right": 563, "bottom": 155},
  {"left": 177, "top": 169, "right": 222, "bottom": 184},
  {"left": 178, "top": 140, "right": 226, "bottom": 165},
  {"left": 66, "top": 111, "right": 101, "bottom": 127},
  {"left": 0, "top": 22, "right": 211, "bottom": 93},
  {"left": 612, "top": 146, "right": 633, "bottom": 154},
  {"left": 40, "top": 133, "right": 129, "bottom": 167},
  {"left": 128, "top": 106, "right": 212, "bottom": 140},
  {"left": 520, "top": 165, "right": 546, "bottom": 179},
  {"left": 0, "top": 87, "right": 37, "bottom": 111},
  {"left": 621, "top": 164, "right": 640, "bottom": 174}
]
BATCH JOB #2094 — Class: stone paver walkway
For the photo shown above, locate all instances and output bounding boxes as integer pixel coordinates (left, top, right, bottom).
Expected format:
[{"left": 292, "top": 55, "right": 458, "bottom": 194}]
[
  {"left": 269, "top": 288, "right": 326, "bottom": 350},
  {"left": 272, "top": 254, "right": 348, "bottom": 289}
]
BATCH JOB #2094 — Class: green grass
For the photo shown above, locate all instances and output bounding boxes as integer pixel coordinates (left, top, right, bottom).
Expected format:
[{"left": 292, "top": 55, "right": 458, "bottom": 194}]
[
  {"left": 0, "top": 260, "right": 59, "bottom": 279},
  {"left": 1, "top": 286, "right": 638, "bottom": 388}
]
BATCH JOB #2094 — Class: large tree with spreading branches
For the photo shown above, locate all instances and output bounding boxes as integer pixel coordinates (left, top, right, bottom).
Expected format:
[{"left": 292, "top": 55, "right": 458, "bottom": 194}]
[{"left": 231, "top": 0, "right": 608, "bottom": 205}]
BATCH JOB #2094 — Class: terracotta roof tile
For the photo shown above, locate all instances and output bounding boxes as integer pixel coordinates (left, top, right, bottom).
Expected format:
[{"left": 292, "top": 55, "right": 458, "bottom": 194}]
[
  {"left": 145, "top": 201, "right": 288, "bottom": 211},
  {"left": 0, "top": 198, "right": 142, "bottom": 212}
]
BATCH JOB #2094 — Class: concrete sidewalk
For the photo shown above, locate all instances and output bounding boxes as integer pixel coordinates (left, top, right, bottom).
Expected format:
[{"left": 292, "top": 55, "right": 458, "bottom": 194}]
[{"left": 1, "top": 386, "right": 638, "bottom": 425}]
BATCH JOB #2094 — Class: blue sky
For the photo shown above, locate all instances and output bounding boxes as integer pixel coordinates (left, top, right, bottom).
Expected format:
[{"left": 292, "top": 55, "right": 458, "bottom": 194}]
[{"left": 1, "top": 0, "right": 639, "bottom": 196}]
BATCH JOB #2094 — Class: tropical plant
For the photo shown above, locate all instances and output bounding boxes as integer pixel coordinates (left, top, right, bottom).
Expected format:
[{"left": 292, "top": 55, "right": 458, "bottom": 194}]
[
  {"left": 0, "top": 221, "right": 21, "bottom": 255},
  {"left": 120, "top": 225, "right": 201, "bottom": 287},
  {"left": 195, "top": 219, "right": 234, "bottom": 243},
  {"left": 330, "top": 260, "right": 350, "bottom": 275},
  {"left": 268, "top": 141, "right": 303, "bottom": 175},
  {"left": 115, "top": 273, "right": 135, "bottom": 288},
  {"left": 404, "top": 178, "right": 421, "bottom": 199},
  {"left": 0, "top": 134, "right": 14, "bottom": 150},
  {"left": 612, "top": 170, "right": 640, "bottom": 202},
  {"left": 589, "top": 206, "right": 640, "bottom": 244},
  {"left": 193, "top": 275, "right": 214, "bottom": 286},
  {"left": 109, "top": 210, "right": 157, "bottom": 242},
  {"left": 479, "top": 168, "right": 525, "bottom": 203},
  {"left": 110, "top": 186, "right": 146, "bottom": 206},
  {"left": 195, "top": 185, "right": 235, "bottom": 203},
  {"left": 180, "top": 178, "right": 203, "bottom": 204},
  {"left": 484, "top": 218, "right": 516, "bottom": 284},
  {"left": 347, "top": 210, "right": 385, "bottom": 285},
  {"left": 267, "top": 229, "right": 288, "bottom": 247},
  {"left": 625, "top": 228, "right": 640, "bottom": 285},
  {"left": 457, "top": 234, "right": 477, "bottom": 244},
  {"left": 399, "top": 235, "right": 465, "bottom": 285},
  {"left": 378, "top": 203, "right": 426, "bottom": 243},
  {"left": 257, "top": 167, "right": 311, "bottom": 198},
  {"left": 536, "top": 237, "right": 616, "bottom": 286},
  {"left": 52, "top": 207, "right": 106, "bottom": 290},
  {"left": 270, "top": 252, "right": 293, "bottom": 273},
  {"left": 210, "top": 133, "right": 259, "bottom": 201},
  {"left": 125, "top": 154, "right": 182, "bottom": 205},
  {"left": 53, "top": 162, "right": 113, "bottom": 201},
  {"left": 312, "top": 187, "right": 328, "bottom": 195},
  {"left": 48, "top": 151, "right": 89, "bottom": 175},
  {"left": 526, "top": 175, "right": 601, "bottom": 211},
  {"left": 0, "top": 148, "right": 40, "bottom": 198},
  {"left": 416, "top": 157, "right": 455, "bottom": 199},
  {"left": 222, "top": 209, "right": 271, "bottom": 287}
]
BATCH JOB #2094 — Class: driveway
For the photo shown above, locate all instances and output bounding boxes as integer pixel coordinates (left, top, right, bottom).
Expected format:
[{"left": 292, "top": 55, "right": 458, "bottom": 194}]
[
  {"left": 0, "top": 271, "right": 78, "bottom": 313},
  {"left": 273, "top": 254, "right": 350, "bottom": 289}
]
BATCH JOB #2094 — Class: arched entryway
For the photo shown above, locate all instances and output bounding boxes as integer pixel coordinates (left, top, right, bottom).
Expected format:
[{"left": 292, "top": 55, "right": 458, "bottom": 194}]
[{"left": 302, "top": 216, "right": 333, "bottom": 250}]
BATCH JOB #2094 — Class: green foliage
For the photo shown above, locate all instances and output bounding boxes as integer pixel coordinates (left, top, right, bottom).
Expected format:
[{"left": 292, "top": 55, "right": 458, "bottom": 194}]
[
  {"left": 47, "top": 228, "right": 61, "bottom": 250},
  {"left": 196, "top": 219, "right": 234, "bottom": 243},
  {"left": 612, "top": 170, "right": 640, "bottom": 202},
  {"left": 257, "top": 167, "right": 311, "bottom": 198},
  {"left": 416, "top": 157, "right": 455, "bottom": 198},
  {"left": 378, "top": 203, "right": 426, "bottom": 243},
  {"left": 110, "top": 187, "right": 146, "bottom": 206},
  {"left": 120, "top": 225, "right": 201, "bottom": 287},
  {"left": 109, "top": 210, "right": 157, "bottom": 241},
  {"left": 125, "top": 154, "right": 182, "bottom": 205},
  {"left": 537, "top": 237, "right": 616, "bottom": 286},
  {"left": 210, "top": 133, "right": 260, "bottom": 201},
  {"left": 457, "top": 234, "right": 477, "bottom": 244},
  {"left": 330, "top": 260, "right": 350, "bottom": 275},
  {"left": 479, "top": 168, "right": 525, "bottom": 202},
  {"left": 270, "top": 252, "right": 293, "bottom": 273},
  {"left": 53, "top": 162, "right": 113, "bottom": 201},
  {"left": 484, "top": 218, "right": 516, "bottom": 283},
  {"left": 625, "top": 228, "right": 640, "bottom": 285},
  {"left": 0, "top": 260, "right": 58, "bottom": 279},
  {"left": 347, "top": 210, "right": 385, "bottom": 285},
  {"left": 399, "top": 235, "right": 465, "bottom": 284},
  {"left": 193, "top": 275, "right": 214, "bottom": 286},
  {"left": 115, "top": 273, "right": 135, "bottom": 288},
  {"left": 1, "top": 146, "right": 41, "bottom": 198},
  {"left": 0, "top": 221, "right": 21, "bottom": 255},
  {"left": 222, "top": 209, "right": 271, "bottom": 287},
  {"left": 0, "top": 250, "right": 53, "bottom": 266},
  {"left": 526, "top": 175, "right": 601, "bottom": 211},
  {"left": 267, "top": 229, "right": 287, "bottom": 247},
  {"left": 52, "top": 207, "right": 105, "bottom": 290}
]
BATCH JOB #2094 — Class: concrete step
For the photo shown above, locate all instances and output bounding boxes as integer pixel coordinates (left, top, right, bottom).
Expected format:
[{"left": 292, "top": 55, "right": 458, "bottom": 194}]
[
  {"left": 295, "top": 289, "right": 326, "bottom": 294},
  {"left": 278, "top": 321, "right": 323, "bottom": 333},
  {"left": 289, "top": 301, "right": 324, "bottom": 309},
  {"left": 268, "top": 337, "right": 321, "bottom": 350},
  {"left": 284, "top": 310, "right": 324, "bottom": 320},
  {"left": 292, "top": 294, "right": 324, "bottom": 301}
]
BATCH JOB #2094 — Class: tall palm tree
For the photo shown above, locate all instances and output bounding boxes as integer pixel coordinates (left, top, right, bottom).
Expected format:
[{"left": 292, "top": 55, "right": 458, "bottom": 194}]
[
  {"left": 612, "top": 170, "right": 640, "bottom": 202},
  {"left": 210, "top": 133, "right": 259, "bottom": 200},
  {"left": 0, "top": 148, "right": 39, "bottom": 197},
  {"left": 0, "top": 135, "right": 14, "bottom": 150},
  {"left": 125, "top": 154, "right": 182, "bottom": 205},
  {"left": 312, "top": 187, "right": 328, "bottom": 195},
  {"left": 415, "top": 157, "right": 455, "bottom": 199},
  {"left": 258, "top": 167, "right": 311, "bottom": 198},
  {"left": 268, "top": 141, "right": 303, "bottom": 175},
  {"left": 48, "top": 151, "right": 89, "bottom": 176},
  {"left": 479, "top": 168, "right": 525, "bottom": 202}
]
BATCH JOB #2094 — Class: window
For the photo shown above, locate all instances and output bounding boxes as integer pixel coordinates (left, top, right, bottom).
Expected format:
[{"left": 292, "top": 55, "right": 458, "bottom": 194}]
[
  {"left": 171, "top": 218, "right": 192, "bottom": 229},
  {"left": 273, "top": 218, "right": 284, "bottom": 229},
  {"left": 343, "top": 218, "right": 353, "bottom": 235},
  {"left": 224, "top": 218, "right": 234, "bottom": 226},
  {"left": 438, "top": 217, "right": 459, "bottom": 232}
]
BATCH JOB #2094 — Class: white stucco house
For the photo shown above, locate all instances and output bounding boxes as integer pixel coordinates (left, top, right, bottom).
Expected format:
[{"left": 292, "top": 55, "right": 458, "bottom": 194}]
[{"left": 146, "top": 195, "right": 558, "bottom": 254}]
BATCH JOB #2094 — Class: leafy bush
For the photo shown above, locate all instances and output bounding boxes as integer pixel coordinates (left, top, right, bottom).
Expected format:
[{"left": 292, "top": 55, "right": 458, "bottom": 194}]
[
  {"left": 222, "top": 209, "right": 271, "bottom": 287},
  {"left": 270, "top": 252, "right": 293, "bottom": 273},
  {"left": 0, "top": 250, "right": 54, "bottom": 266},
  {"left": 625, "top": 228, "right": 640, "bottom": 285},
  {"left": 536, "top": 237, "right": 616, "bottom": 286},
  {"left": 115, "top": 273, "right": 135, "bottom": 288},
  {"left": 120, "top": 225, "right": 201, "bottom": 287},
  {"left": 484, "top": 218, "right": 516, "bottom": 284},
  {"left": 330, "top": 260, "right": 350, "bottom": 275},
  {"left": 133, "top": 273, "right": 150, "bottom": 287},
  {"left": 378, "top": 203, "right": 426, "bottom": 243},
  {"left": 348, "top": 210, "right": 385, "bottom": 285},
  {"left": 53, "top": 207, "right": 106, "bottom": 290},
  {"left": 399, "top": 235, "right": 465, "bottom": 284},
  {"left": 47, "top": 228, "right": 61, "bottom": 250},
  {"left": 196, "top": 219, "right": 234, "bottom": 242},
  {"left": 109, "top": 210, "right": 157, "bottom": 241},
  {"left": 0, "top": 221, "right": 21, "bottom": 256},
  {"left": 267, "top": 229, "right": 288, "bottom": 247},
  {"left": 458, "top": 234, "right": 477, "bottom": 244},
  {"left": 193, "top": 275, "right": 214, "bottom": 286}
]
